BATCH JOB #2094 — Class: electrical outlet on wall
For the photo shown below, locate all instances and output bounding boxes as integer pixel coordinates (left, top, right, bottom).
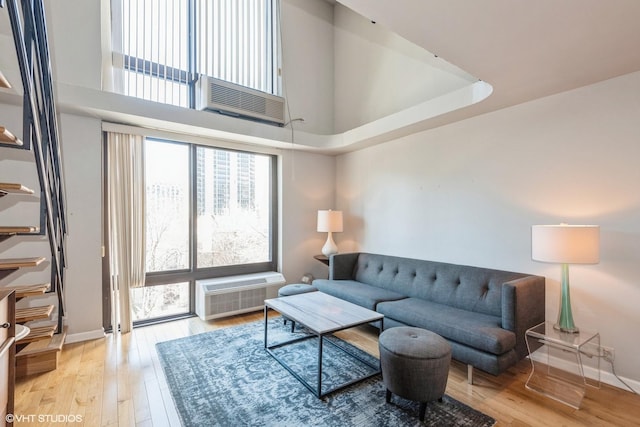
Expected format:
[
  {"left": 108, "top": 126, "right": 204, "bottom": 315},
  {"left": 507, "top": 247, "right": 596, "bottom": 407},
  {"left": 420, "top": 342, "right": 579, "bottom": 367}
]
[{"left": 600, "top": 346, "right": 615, "bottom": 362}]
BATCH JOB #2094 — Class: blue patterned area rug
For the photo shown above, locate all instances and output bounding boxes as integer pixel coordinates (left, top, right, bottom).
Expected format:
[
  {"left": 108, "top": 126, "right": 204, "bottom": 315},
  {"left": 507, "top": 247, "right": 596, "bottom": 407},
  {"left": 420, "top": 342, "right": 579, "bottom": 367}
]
[{"left": 156, "top": 318, "right": 496, "bottom": 427}]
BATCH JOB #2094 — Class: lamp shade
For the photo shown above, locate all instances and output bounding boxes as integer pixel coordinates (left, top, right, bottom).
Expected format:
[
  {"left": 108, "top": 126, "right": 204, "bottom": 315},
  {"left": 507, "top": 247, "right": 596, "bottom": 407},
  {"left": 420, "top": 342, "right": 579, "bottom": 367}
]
[
  {"left": 531, "top": 224, "right": 600, "bottom": 264},
  {"left": 317, "top": 210, "right": 343, "bottom": 233}
]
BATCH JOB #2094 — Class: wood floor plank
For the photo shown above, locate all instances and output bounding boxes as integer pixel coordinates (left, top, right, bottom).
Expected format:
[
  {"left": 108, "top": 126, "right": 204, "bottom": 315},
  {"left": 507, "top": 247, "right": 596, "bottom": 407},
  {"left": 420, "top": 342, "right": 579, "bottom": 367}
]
[
  {"left": 144, "top": 378, "right": 172, "bottom": 427},
  {"left": 83, "top": 346, "right": 106, "bottom": 427},
  {"left": 126, "top": 331, "right": 153, "bottom": 425},
  {"left": 42, "top": 342, "right": 82, "bottom": 425},
  {"left": 101, "top": 335, "right": 119, "bottom": 427},
  {"left": 158, "top": 383, "right": 181, "bottom": 427},
  {"left": 69, "top": 341, "right": 101, "bottom": 427},
  {"left": 117, "top": 399, "right": 136, "bottom": 427},
  {"left": 12, "top": 311, "right": 640, "bottom": 426}
]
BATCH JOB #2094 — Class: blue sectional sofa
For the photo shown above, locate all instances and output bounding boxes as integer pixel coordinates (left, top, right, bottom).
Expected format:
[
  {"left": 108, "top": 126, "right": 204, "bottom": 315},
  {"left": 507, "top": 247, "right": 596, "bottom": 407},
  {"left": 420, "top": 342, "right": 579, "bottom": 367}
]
[{"left": 313, "top": 252, "right": 545, "bottom": 382}]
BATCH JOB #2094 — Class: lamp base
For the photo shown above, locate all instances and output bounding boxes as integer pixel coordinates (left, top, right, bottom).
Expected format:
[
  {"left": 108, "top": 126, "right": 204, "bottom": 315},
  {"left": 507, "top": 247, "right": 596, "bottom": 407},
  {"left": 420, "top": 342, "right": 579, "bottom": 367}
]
[
  {"left": 321, "top": 232, "right": 338, "bottom": 257},
  {"left": 555, "top": 263, "right": 579, "bottom": 334},
  {"left": 553, "top": 323, "right": 579, "bottom": 334}
]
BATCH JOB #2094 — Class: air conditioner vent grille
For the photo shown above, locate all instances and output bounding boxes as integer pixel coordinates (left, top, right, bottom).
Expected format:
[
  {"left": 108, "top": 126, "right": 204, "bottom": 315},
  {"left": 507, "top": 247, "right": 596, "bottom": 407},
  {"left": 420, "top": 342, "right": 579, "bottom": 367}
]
[
  {"left": 197, "top": 76, "right": 285, "bottom": 125},
  {"left": 209, "top": 83, "right": 284, "bottom": 121},
  {"left": 204, "top": 278, "right": 267, "bottom": 292},
  {"left": 195, "top": 272, "right": 285, "bottom": 320},
  {"left": 206, "top": 288, "right": 267, "bottom": 316}
]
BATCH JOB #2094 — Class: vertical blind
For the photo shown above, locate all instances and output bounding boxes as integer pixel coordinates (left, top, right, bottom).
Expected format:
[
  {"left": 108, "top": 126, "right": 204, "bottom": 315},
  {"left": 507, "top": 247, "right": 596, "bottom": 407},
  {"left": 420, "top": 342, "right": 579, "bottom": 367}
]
[
  {"left": 111, "top": 0, "right": 280, "bottom": 107},
  {"left": 196, "top": 0, "right": 277, "bottom": 95}
]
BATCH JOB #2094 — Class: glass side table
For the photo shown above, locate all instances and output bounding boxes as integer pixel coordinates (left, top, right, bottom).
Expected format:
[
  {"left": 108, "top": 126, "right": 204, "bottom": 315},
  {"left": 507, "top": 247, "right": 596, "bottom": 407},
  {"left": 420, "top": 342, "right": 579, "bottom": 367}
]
[{"left": 525, "top": 321, "right": 600, "bottom": 409}]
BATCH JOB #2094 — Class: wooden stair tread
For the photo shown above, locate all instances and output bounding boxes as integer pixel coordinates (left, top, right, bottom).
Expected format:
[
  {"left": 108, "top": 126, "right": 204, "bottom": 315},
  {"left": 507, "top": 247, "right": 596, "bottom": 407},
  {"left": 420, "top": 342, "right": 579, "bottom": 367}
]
[
  {"left": 0, "top": 182, "right": 35, "bottom": 194},
  {"left": 0, "top": 226, "right": 39, "bottom": 234},
  {"left": 0, "top": 71, "right": 9, "bottom": 89},
  {"left": 16, "top": 305, "right": 54, "bottom": 322},
  {"left": 1, "top": 283, "right": 50, "bottom": 298},
  {"left": 16, "top": 324, "right": 57, "bottom": 346},
  {"left": 0, "top": 257, "right": 46, "bottom": 270},
  {"left": 0, "top": 126, "right": 23, "bottom": 146},
  {"left": 16, "top": 327, "right": 65, "bottom": 377},
  {"left": 17, "top": 327, "right": 64, "bottom": 357}
]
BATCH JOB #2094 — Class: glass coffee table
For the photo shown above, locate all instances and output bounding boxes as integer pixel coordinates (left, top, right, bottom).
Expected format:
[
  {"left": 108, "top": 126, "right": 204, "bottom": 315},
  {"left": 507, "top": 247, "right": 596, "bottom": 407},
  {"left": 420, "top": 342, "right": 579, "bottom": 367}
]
[{"left": 264, "top": 291, "right": 383, "bottom": 398}]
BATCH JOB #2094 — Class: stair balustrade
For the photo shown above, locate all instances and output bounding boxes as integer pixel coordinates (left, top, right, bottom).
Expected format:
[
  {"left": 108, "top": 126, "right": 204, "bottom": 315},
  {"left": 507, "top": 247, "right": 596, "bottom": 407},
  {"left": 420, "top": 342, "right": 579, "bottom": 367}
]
[{"left": 1, "top": 0, "right": 67, "bottom": 335}]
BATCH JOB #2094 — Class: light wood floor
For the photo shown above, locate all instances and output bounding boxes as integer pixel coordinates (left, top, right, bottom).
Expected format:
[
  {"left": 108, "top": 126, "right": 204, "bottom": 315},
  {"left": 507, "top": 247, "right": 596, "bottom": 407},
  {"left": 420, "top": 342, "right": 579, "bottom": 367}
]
[{"left": 14, "top": 311, "right": 640, "bottom": 426}]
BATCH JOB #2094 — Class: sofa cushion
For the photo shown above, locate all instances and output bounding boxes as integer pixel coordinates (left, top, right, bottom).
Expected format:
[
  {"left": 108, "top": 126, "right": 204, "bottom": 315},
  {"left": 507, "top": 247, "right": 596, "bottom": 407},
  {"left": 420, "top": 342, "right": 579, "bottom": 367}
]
[
  {"left": 313, "top": 279, "right": 407, "bottom": 311},
  {"left": 377, "top": 297, "right": 516, "bottom": 355},
  {"left": 353, "top": 253, "right": 528, "bottom": 317}
]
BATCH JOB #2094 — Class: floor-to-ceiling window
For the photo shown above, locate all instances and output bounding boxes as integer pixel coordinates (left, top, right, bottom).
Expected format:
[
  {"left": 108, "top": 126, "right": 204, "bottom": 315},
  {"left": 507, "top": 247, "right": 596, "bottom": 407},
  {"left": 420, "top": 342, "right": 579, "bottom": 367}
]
[
  {"left": 107, "top": 137, "right": 278, "bottom": 326},
  {"left": 105, "top": 0, "right": 281, "bottom": 327},
  {"left": 129, "top": 141, "right": 190, "bottom": 322},
  {"left": 195, "top": 146, "right": 272, "bottom": 269}
]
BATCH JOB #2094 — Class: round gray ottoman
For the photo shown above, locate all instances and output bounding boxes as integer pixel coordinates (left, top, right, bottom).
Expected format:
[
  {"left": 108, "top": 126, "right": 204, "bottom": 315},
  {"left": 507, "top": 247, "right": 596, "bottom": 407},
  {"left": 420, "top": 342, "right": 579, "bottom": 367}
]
[
  {"left": 277, "top": 284, "right": 317, "bottom": 331},
  {"left": 278, "top": 283, "right": 317, "bottom": 297},
  {"left": 378, "top": 326, "right": 451, "bottom": 421}
]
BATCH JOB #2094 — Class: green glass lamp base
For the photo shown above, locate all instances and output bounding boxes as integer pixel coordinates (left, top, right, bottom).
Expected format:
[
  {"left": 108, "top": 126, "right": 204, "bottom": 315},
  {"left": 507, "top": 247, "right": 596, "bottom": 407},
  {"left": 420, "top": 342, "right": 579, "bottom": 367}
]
[
  {"left": 554, "top": 263, "right": 579, "bottom": 334},
  {"left": 554, "top": 323, "right": 579, "bottom": 334}
]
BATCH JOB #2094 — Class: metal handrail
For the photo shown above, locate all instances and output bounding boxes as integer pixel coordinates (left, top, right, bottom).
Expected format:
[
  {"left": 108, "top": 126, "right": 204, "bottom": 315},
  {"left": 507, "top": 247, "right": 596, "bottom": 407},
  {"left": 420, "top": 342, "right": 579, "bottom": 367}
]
[{"left": 4, "top": 0, "right": 68, "bottom": 332}]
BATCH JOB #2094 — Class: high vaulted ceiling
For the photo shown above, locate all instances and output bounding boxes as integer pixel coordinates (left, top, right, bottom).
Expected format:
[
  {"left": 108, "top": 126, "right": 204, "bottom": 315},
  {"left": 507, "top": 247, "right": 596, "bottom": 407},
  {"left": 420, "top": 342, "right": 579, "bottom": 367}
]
[
  {"left": 338, "top": 0, "right": 640, "bottom": 127},
  {"left": 2, "top": 1, "right": 640, "bottom": 153}
]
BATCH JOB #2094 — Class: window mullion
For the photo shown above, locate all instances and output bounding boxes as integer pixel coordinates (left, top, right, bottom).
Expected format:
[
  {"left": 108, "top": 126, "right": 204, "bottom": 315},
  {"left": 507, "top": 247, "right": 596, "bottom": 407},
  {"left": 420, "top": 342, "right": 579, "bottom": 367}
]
[
  {"left": 190, "top": 143, "right": 197, "bottom": 273},
  {"left": 112, "top": 0, "right": 282, "bottom": 101},
  {"left": 188, "top": 0, "right": 196, "bottom": 109}
]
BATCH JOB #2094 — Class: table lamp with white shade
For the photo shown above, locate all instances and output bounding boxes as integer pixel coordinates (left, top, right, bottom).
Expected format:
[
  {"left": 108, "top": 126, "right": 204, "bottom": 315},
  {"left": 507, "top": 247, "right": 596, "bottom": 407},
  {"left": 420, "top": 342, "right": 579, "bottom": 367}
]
[
  {"left": 317, "top": 210, "right": 343, "bottom": 257},
  {"left": 531, "top": 224, "right": 600, "bottom": 333}
]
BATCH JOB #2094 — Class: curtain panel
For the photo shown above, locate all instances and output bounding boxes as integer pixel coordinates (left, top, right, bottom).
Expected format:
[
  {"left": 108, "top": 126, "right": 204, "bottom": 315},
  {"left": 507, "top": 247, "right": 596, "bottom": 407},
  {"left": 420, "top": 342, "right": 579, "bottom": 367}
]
[{"left": 107, "top": 131, "right": 146, "bottom": 333}]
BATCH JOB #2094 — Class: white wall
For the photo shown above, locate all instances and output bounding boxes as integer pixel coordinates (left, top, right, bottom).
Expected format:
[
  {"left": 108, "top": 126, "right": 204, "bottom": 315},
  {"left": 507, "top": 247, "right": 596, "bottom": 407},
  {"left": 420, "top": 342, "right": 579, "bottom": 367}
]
[
  {"left": 46, "top": 0, "right": 103, "bottom": 90},
  {"left": 336, "top": 71, "right": 640, "bottom": 384},
  {"left": 280, "top": 150, "right": 337, "bottom": 283},
  {"left": 280, "top": 0, "right": 335, "bottom": 135},
  {"left": 58, "top": 113, "right": 104, "bottom": 339}
]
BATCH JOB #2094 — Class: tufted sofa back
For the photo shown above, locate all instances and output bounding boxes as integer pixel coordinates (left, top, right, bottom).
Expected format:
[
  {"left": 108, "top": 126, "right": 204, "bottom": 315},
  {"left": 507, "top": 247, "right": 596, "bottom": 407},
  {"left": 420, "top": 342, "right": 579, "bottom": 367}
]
[{"left": 352, "top": 253, "right": 528, "bottom": 317}]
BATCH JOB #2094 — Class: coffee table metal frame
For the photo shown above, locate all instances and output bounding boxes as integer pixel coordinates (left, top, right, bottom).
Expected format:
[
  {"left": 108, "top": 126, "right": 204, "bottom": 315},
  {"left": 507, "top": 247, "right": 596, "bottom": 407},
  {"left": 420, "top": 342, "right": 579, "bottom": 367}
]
[{"left": 264, "top": 292, "right": 383, "bottom": 398}]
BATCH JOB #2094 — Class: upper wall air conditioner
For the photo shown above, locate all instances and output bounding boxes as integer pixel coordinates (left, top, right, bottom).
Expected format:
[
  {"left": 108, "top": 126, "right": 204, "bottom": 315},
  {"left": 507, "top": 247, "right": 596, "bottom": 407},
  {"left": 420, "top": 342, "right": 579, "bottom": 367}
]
[{"left": 195, "top": 76, "right": 285, "bottom": 126}]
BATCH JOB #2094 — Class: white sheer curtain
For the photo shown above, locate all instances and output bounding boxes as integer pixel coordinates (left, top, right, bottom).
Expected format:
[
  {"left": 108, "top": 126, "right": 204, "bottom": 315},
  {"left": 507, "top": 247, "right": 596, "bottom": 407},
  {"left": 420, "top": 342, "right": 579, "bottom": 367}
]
[{"left": 107, "top": 131, "right": 146, "bottom": 333}]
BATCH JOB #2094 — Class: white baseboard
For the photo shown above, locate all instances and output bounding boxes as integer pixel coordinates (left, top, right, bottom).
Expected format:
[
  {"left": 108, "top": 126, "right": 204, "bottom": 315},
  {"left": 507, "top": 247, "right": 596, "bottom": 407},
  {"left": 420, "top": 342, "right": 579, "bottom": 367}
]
[
  {"left": 528, "top": 349, "right": 639, "bottom": 394},
  {"left": 64, "top": 328, "right": 106, "bottom": 344},
  {"left": 599, "top": 360, "right": 640, "bottom": 394}
]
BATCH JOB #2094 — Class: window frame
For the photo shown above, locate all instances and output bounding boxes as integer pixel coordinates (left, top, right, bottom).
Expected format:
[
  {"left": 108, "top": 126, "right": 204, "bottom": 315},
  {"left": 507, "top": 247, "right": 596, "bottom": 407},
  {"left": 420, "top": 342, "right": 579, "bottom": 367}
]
[
  {"left": 111, "top": 0, "right": 282, "bottom": 107},
  {"left": 102, "top": 133, "right": 279, "bottom": 329},
  {"left": 144, "top": 139, "right": 279, "bottom": 288}
]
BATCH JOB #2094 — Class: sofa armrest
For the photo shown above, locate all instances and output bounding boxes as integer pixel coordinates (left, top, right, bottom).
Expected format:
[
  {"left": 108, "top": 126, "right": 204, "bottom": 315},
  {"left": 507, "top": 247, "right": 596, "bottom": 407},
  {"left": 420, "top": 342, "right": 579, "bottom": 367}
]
[
  {"left": 502, "top": 275, "right": 546, "bottom": 359},
  {"left": 329, "top": 253, "right": 360, "bottom": 280}
]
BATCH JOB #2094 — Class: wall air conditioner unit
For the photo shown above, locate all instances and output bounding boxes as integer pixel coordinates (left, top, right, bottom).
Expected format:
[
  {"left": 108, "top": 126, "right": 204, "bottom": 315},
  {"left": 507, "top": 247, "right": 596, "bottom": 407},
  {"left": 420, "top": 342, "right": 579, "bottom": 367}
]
[
  {"left": 195, "top": 271, "right": 286, "bottom": 320},
  {"left": 195, "top": 76, "right": 285, "bottom": 126}
]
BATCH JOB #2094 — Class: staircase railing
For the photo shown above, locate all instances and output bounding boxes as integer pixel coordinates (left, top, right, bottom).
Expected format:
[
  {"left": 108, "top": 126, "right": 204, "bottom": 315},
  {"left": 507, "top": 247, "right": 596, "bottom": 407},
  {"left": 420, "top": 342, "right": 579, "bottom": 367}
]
[{"left": 3, "top": 0, "right": 68, "bottom": 332}]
